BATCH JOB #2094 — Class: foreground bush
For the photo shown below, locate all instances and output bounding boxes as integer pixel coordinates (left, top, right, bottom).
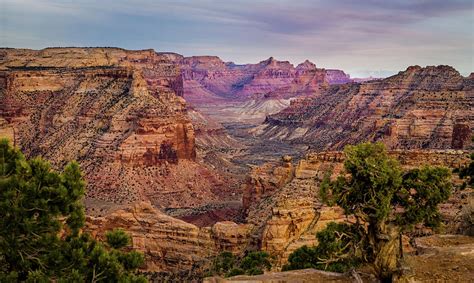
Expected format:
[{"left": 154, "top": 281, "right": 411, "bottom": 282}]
[
  {"left": 283, "top": 222, "right": 365, "bottom": 273},
  {"left": 0, "top": 139, "right": 146, "bottom": 282},
  {"left": 209, "top": 251, "right": 272, "bottom": 277}
]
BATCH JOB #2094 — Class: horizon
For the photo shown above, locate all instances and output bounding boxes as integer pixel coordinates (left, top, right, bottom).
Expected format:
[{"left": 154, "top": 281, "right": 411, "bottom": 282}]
[
  {"left": 1, "top": 0, "right": 473, "bottom": 77},
  {"left": 2, "top": 45, "right": 471, "bottom": 79}
]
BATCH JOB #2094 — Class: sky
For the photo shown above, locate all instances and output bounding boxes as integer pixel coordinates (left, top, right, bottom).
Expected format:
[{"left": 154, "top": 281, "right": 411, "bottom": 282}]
[{"left": 1, "top": 0, "right": 473, "bottom": 78}]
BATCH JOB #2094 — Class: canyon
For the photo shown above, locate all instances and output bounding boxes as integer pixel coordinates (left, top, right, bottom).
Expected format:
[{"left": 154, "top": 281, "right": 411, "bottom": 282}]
[
  {"left": 180, "top": 55, "right": 352, "bottom": 124},
  {"left": 257, "top": 65, "right": 474, "bottom": 151},
  {"left": 88, "top": 149, "right": 471, "bottom": 277},
  {"left": 1, "top": 47, "right": 473, "bottom": 281},
  {"left": 0, "top": 48, "right": 238, "bottom": 213}
]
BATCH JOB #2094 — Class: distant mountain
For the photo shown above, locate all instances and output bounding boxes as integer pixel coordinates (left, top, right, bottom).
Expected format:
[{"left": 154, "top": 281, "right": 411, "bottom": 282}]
[
  {"left": 255, "top": 65, "right": 474, "bottom": 150},
  {"left": 179, "top": 55, "right": 351, "bottom": 103}
]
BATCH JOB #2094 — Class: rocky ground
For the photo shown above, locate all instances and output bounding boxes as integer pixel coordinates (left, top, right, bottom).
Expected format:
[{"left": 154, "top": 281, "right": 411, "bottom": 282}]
[
  {"left": 205, "top": 269, "right": 366, "bottom": 283},
  {"left": 204, "top": 235, "right": 474, "bottom": 283},
  {"left": 403, "top": 235, "right": 474, "bottom": 282}
]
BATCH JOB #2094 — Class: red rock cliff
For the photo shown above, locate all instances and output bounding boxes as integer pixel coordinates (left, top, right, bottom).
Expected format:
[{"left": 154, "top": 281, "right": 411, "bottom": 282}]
[
  {"left": 180, "top": 56, "right": 351, "bottom": 103},
  {"left": 258, "top": 65, "right": 474, "bottom": 150},
  {"left": 0, "top": 47, "right": 230, "bottom": 208}
]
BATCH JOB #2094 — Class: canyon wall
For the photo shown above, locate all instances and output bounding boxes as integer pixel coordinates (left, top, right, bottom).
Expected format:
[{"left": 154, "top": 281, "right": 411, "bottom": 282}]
[
  {"left": 180, "top": 56, "right": 351, "bottom": 103},
  {"left": 0, "top": 48, "right": 231, "bottom": 209},
  {"left": 86, "top": 202, "right": 252, "bottom": 274},
  {"left": 257, "top": 65, "right": 474, "bottom": 150},
  {"left": 180, "top": 55, "right": 352, "bottom": 123}
]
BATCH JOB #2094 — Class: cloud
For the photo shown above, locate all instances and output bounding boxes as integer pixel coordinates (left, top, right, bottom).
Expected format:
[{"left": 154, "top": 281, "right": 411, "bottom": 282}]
[{"left": 1, "top": 0, "right": 472, "bottom": 76}]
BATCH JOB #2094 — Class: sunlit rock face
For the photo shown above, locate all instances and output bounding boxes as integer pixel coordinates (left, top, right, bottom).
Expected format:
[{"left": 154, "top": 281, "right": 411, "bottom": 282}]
[
  {"left": 0, "top": 47, "right": 231, "bottom": 208},
  {"left": 181, "top": 56, "right": 351, "bottom": 102},
  {"left": 258, "top": 65, "right": 474, "bottom": 150},
  {"left": 179, "top": 55, "right": 352, "bottom": 123},
  {"left": 86, "top": 202, "right": 252, "bottom": 273},
  {"left": 242, "top": 150, "right": 471, "bottom": 268}
]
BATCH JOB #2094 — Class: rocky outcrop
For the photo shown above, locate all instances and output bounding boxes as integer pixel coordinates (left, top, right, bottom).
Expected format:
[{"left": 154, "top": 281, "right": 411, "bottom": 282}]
[
  {"left": 325, "top": 69, "right": 351, "bottom": 85},
  {"left": 86, "top": 202, "right": 252, "bottom": 273},
  {"left": 262, "top": 60, "right": 330, "bottom": 100},
  {"left": 181, "top": 56, "right": 350, "bottom": 103},
  {"left": 243, "top": 150, "right": 471, "bottom": 267},
  {"left": 242, "top": 156, "right": 294, "bottom": 210},
  {"left": 181, "top": 56, "right": 351, "bottom": 124},
  {"left": 258, "top": 65, "right": 474, "bottom": 150},
  {"left": 242, "top": 152, "right": 351, "bottom": 267},
  {"left": 0, "top": 48, "right": 232, "bottom": 208},
  {"left": 236, "top": 57, "right": 296, "bottom": 98}
]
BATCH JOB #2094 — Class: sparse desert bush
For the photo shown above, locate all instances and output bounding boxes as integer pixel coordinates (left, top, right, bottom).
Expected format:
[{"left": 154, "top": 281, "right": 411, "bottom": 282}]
[
  {"left": 458, "top": 138, "right": 474, "bottom": 188},
  {"left": 459, "top": 153, "right": 474, "bottom": 188},
  {"left": 460, "top": 198, "right": 474, "bottom": 236},
  {"left": 239, "top": 251, "right": 272, "bottom": 275},
  {"left": 210, "top": 251, "right": 236, "bottom": 276},
  {"left": 283, "top": 222, "right": 365, "bottom": 273},
  {"left": 208, "top": 251, "right": 272, "bottom": 278}
]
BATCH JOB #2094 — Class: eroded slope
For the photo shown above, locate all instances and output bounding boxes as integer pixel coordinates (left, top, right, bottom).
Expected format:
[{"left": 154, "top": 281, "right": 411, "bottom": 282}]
[{"left": 257, "top": 65, "right": 473, "bottom": 150}]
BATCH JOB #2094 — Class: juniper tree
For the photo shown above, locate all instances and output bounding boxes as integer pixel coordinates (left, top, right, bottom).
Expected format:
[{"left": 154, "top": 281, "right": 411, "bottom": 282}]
[
  {"left": 319, "top": 142, "right": 451, "bottom": 281},
  {"left": 0, "top": 139, "right": 146, "bottom": 282}
]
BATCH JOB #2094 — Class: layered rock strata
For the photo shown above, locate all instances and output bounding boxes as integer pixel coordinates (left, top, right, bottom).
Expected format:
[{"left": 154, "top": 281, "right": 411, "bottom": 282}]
[
  {"left": 0, "top": 48, "right": 230, "bottom": 208},
  {"left": 258, "top": 65, "right": 474, "bottom": 150},
  {"left": 181, "top": 56, "right": 351, "bottom": 123},
  {"left": 85, "top": 149, "right": 470, "bottom": 274},
  {"left": 181, "top": 56, "right": 351, "bottom": 102},
  {"left": 243, "top": 149, "right": 471, "bottom": 267},
  {"left": 86, "top": 202, "right": 252, "bottom": 273}
]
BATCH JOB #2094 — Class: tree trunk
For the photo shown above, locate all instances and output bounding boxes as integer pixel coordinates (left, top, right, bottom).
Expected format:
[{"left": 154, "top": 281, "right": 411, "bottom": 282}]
[{"left": 369, "top": 222, "right": 400, "bottom": 282}]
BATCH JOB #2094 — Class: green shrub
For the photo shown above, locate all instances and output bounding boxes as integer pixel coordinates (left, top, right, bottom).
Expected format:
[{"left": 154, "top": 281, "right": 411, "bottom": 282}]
[
  {"left": 239, "top": 251, "right": 271, "bottom": 273},
  {"left": 211, "top": 252, "right": 236, "bottom": 275},
  {"left": 283, "top": 222, "right": 364, "bottom": 273},
  {"left": 209, "top": 251, "right": 272, "bottom": 278},
  {"left": 225, "top": 268, "right": 244, "bottom": 277},
  {"left": 458, "top": 150, "right": 474, "bottom": 188},
  {"left": 106, "top": 228, "right": 131, "bottom": 249}
]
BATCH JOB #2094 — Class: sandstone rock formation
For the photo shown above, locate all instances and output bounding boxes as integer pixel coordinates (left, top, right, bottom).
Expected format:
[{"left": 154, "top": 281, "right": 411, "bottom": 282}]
[
  {"left": 325, "top": 69, "right": 352, "bottom": 85},
  {"left": 86, "top": 202, "right": 252, "bottom": 273},
  {"left": 181, "top": 56, "right": 351, "bottom": 101},
  {"left": 257, "top": 65, "right": 474, "bottom": 150},
  {"left": 0, "top": 48, "right": 233, "bottom": 209},
  {"left": 243, "top": 150, "right": 471, "bottom": 267},
  {"left": 82, "top": 149, "right": 472, "bottom": 276},
  {"left": 180, "top": 56, "right": 352, "bottom": 123}
]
